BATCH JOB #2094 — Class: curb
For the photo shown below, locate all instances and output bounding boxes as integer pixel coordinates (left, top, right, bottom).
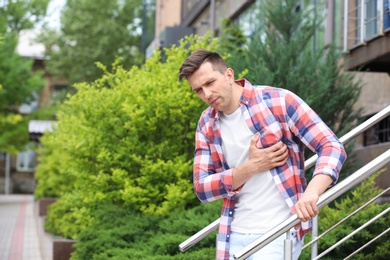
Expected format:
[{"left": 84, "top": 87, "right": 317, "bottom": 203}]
[{"left": 34, "top": 198, "right": 76, "bottom": 260}]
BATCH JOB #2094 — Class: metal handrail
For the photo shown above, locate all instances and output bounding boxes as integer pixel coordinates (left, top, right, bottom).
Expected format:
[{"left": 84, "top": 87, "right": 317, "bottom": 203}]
[
  {"left": 179, "top": 105, "right": 390, "bottom": 253},
  {"left": 313, "top": 207, "right": 390, "bottom": 260},
  {"left": 234, "top": 149, "right": 390, "bottom": 259},
  {"left": 302, "top": 187, "right": 390, "bottom": 250},
  {"left": 344, "top": 227, "right": 390, "bottom": 260}
]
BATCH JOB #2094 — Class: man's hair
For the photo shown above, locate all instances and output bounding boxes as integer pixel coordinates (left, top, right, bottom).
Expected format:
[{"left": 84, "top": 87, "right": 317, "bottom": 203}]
[{"left": 178, "top": 49, "right": 228, "bottom": 81}]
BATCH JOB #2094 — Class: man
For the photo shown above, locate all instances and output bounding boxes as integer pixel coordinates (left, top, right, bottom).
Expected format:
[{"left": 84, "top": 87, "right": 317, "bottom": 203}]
[{"left": 178, "top": 49, "right": 346, "bottom": 260}]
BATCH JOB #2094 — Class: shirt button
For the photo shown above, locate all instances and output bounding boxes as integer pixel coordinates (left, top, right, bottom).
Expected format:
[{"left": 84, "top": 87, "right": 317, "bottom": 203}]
[
  {"left": 245, "top": 101, "right": 248, "bottom": 104},
  {"left": 229, "top": 211, "right": 232, "bottom": 215}
]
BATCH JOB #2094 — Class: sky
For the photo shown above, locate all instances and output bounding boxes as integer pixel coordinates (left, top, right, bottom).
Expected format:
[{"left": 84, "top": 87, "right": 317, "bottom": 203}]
[
  {"left": 16, "top": 0, "right": 66, "bottom": 58},
  {"left": 42, "top": 0, "right": 66, "bottom": 30}
]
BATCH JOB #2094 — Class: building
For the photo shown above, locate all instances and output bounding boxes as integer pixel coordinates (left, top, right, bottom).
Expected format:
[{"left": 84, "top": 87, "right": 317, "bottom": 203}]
[
  {"left": 336, "top": 0, "right": 390, "bottom": 197},
  {"left": 147, "top": 0, "right": 390, "bottom": 195}
]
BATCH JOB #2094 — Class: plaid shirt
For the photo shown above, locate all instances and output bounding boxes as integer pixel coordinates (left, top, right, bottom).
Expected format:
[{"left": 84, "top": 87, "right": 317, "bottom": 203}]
[{"left": 193, "top": 79, "right": 347, "bottom": 260}]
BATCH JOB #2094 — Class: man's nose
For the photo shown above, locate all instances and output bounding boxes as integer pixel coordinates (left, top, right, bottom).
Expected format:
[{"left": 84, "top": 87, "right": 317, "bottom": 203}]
[{"left": 203, "top": 87, "right": 212, "bottom": 98}]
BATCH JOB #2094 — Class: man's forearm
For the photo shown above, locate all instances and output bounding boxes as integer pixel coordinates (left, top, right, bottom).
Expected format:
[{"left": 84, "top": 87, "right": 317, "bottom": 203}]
[
  {"left": 305, "top": 174, "right": 334, "bottom": 196},
  {"left": 232, "top": 161, "right": 258, "bottom": 190}
]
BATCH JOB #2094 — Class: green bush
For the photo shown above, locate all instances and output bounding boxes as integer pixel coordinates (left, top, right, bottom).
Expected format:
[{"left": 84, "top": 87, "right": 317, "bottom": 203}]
[
  {"left": 34, "top": 132, "right": 75, "bottom": 199},
  {"left": 71, "top": 203, "right": 159, "bottom": 259},
  {"left": 71, "top": 200, "right": 221, "bottom": 259},
  {"left": 44, "top": 193, "right": 95, "bottom": 239},
  {"left": 36, "top": 33, "right": 219, "bottom": 239}
]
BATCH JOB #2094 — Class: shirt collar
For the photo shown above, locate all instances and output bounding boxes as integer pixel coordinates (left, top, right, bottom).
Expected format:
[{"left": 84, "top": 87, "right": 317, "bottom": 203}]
[
  {"left": 213, "top": 78, "right": 254, "bottom": 120},
  {"left": 236, "top": 78, "right": 253, "bottom": 106}
]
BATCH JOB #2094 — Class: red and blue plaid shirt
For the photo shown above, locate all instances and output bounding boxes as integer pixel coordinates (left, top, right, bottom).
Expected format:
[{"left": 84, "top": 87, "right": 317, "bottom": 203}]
[{"left": 193, "top": 79, "right": 347, "bottom": 260}]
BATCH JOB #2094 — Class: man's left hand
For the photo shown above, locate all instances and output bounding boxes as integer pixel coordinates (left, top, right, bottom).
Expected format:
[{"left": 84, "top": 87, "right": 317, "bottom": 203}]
[
  {"left": 294, "top": 174, "right": 333, "bottom": 223},
  {"left": 294, "top": 190, "right": 319, "bottom": 222}
]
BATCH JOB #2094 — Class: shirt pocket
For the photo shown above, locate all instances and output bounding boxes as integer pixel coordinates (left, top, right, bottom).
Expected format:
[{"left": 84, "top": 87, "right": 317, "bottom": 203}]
[{"left": 256, "top": 125, "right": 284, "bottom": 148}]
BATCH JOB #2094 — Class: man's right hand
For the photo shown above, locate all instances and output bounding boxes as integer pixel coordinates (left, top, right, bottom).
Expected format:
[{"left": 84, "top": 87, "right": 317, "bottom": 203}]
[
  {"left": 249, "top": 134, "right": 289, "bottom": 172},
  {"left": 232, "top": 134, "right": 288, "bottom": 190}
]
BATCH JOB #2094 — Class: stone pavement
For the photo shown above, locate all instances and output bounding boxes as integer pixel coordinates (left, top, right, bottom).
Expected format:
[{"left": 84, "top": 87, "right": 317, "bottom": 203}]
[{"left": 0, "top": 195, "right": 42, "bottom": 260}]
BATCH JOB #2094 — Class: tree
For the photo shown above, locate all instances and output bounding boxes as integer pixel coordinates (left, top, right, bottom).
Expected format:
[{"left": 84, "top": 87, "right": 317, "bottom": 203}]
[
  {"left": 0, "top": 0, "right": 50, "bottom": 33},
  {"left": 39, "top": 0, "right": 145, "bottom": 85},
  {"left": 217, "top": 19, "right": 246, "bottom": 55},
  {"left": 0, "top": 0, "right": 48, "bottom": 153}
]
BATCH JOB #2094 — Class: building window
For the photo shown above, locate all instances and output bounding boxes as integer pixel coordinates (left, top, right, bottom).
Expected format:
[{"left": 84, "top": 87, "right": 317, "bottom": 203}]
[
  {"left": 384, "top": 0, "right": 390, "bottom": 30},
  {"left": 365, "top": 0, "right": 379, "bottom": 39},
  {"left": 364, "top": 115, "right": 390, "bottom": 146},
  {"left": 234, "top": 0, "right": 262, "bottom": 39},
  {"left": 354, "top": 0, "right": 362, "bottom": 45},
  {"left": 51, "top": 85, "right": 67, "bottom": 98},
  {"left": 182, "top": 0, "right": 202, "bottom": 17},
  {"left": 18, "top": 92, "right": 39, "bottom": 114},
  {"left": 16, "top": 149, "right": 35, "bottom": 172},
  {"left": 51, "top": 85, "right": 71, "bottom": 104},
  {"left": 344, "top": 0, "right": 362, "bottom": 48}
]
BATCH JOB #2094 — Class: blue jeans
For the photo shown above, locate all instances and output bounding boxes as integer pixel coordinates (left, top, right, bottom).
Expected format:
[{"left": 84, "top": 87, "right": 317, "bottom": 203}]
[{"left": 229, "top": 229, "right": 303, "bottom": 260}]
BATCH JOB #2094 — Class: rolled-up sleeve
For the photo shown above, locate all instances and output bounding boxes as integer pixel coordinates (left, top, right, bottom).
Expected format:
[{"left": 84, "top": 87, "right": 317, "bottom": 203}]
[
  {"left": 193, "top": 125, "right": 237, "bottom": 203},
  {"left": 284, "top": 90, "right": 347, "bottom": 185}
]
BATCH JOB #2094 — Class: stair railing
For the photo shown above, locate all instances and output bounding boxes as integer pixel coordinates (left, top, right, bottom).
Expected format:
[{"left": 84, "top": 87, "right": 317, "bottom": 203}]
[
  {"left": 233, "top": 148, "right": 390, "bottom": 259},
  {"left": 302, "top": 187, "right": 390, "bottom": 255},
  {"left": 179, "top": 105, "right": 390, "bottom": 256}
]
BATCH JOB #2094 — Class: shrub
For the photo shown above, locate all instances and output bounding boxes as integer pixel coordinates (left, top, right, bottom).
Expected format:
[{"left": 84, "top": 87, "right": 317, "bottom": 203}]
[
  {"left": 36, "top": 33, "right": 219, "bottom": 239},
  {"left": 71, "top": 203, "right": 159, "bottom": 259},
  {"left": 72, "top": 200, "right": 221, "bottom": 259}
]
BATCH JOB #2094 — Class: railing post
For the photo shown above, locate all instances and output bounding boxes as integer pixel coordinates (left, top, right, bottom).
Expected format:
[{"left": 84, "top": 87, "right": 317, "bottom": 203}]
[
  {"left": 311, "top": 215, "right": 318, "bottom": 259},
  {"left": 284, "top": 231, "right": 292, "bottom": 260}
]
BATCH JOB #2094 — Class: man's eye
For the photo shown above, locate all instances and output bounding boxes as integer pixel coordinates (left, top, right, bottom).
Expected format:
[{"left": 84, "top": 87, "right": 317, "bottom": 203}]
[{"left": 195, "top": 89, "right": 202, "bottom": 94}]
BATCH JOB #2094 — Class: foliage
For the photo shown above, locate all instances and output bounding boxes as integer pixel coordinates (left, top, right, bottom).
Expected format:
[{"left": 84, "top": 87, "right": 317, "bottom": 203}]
[
  {"left": 217, "top": 19, "right": 246, "bottom": 55},
  {"left": 71, "top": 201, "right": 221, "bottom": 259},
  {"left": 0, "top": 0, "right": 48, "bottom": 152},
  {"left": 0, "top": 35, "right": 44, "bottom": 152},
  {"left": 0, "top": 0, "right": 50, "bottom": 32},
  {"left": 300, "top": 172, "right": 390, "bottom": 259},
  {"left": 39, "top": 0, "right": 145, "bottom": 84},
  {"left": 36, "top": 33, "right": 218, "bottom": 238},
  {"left": 34, "top": 130, "right": 75, "bottom": 198},
  {"left": 44, "top": 192, "right": 95, "bottom": 239}
]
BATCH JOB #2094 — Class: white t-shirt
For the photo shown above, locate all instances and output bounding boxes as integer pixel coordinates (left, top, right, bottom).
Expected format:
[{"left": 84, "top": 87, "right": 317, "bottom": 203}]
[{"left": 219, "top": 107, "right": 291, "bottom": 233}]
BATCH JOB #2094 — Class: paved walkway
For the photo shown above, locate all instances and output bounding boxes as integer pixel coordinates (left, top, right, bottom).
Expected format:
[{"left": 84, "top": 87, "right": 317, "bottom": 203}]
[{"left": 0, "top": 195, "right": 42, "bottom": 260}]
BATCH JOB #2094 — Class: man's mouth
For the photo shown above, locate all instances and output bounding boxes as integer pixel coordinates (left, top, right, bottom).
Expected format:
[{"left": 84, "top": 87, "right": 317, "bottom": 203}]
[{"left": 210, "top": 97, "right": 219, "bottom": 105}]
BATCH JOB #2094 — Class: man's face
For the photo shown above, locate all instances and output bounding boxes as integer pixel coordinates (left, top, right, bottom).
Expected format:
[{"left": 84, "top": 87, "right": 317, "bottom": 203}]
[{"left": 187, "top": 62, "right": 236, "bottom": 114}]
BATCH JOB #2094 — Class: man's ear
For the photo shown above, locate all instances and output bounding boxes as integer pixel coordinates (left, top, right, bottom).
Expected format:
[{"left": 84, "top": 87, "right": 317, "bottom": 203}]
[{"left": 225, "top": 68, "right": 235, "bottom": 82}]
